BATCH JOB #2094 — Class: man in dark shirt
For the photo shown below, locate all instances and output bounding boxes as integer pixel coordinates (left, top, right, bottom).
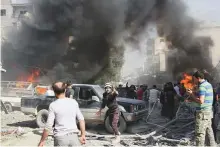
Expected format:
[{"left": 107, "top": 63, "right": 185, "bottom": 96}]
[
  {"left": 65, "top": 81, "right": 75, "bottom": 98},
  {"left": 96, "top": 83, "right": 120, "bottom": 144},
  {"left": 126, "top": 82, "right": 137, "bottom": 99}
]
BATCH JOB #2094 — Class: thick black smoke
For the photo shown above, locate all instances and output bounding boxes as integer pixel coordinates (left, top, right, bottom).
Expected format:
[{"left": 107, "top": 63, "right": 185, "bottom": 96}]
[
  {"left": 2, "top": 0, "right": 157, "bottom": 83},
  {"left": 1, "top": 0, "right": 213, "bottom": 83},
  {"left": 155, "top": 0, "right": 213, "bottom": 76}
]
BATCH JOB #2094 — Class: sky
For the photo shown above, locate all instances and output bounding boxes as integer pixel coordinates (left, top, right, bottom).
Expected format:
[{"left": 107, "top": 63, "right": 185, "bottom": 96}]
[{"left": 183, "top": 0, "right": 220, "bottom": 24}]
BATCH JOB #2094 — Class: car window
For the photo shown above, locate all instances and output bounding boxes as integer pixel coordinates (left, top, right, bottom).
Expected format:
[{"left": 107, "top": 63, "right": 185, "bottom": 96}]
[
  {"left": 79, "top": 87, "right": 96, "bottom": 100},
  {"left": 72, "top": 86, "right": 79, "bottom": 99},
  {"left": 93, "top": 85, "right": 104, "bottom": 98}
]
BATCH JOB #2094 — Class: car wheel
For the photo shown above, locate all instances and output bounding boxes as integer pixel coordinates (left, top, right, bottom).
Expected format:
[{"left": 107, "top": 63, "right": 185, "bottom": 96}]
[
  {"left": 36, "top": 109, "right": 48, "bottom": 128},
  {"left": 104, "top": 115, "right": 127, "bottom": 134},
  {"left": 4, "top": 103, "right": 13, "bottom": 112}
]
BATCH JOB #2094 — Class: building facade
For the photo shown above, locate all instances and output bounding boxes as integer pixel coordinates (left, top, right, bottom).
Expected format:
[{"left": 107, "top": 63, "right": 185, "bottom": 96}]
[
  {"left": 1, "top": 0, "right": 33, "bottom": 38},
  {"left": 154, "top": 36, "right": 169, "bottom": 72},
  {"left": 1, "top": 0, "right": 14, "bottom": 29}
]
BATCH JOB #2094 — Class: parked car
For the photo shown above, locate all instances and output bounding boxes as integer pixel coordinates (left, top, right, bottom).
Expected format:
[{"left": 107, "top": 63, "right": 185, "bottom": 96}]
[
  {"left": 21, "top": 84, "right": 147, "bottom": 133},
  {"left": 0, "top": 96, "right": 21, "bottom": 112}
]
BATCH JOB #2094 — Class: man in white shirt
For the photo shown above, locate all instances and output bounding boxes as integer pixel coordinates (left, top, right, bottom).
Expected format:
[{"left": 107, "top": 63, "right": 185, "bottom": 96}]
[
  {"left": 148, "top": 85, "right": 160, "bottom": 114},
  {"left": 38, "top": 82, "right": 86, "bottom": 147}
]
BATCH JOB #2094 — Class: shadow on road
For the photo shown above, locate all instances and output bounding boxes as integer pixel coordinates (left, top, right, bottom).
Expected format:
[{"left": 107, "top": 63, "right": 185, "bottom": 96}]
[
  {"left": 7, "top": 120, "right": 37, "bottom": 129},
  {"left": 32, "top": 129, "right": 43, "bottom": 136}
]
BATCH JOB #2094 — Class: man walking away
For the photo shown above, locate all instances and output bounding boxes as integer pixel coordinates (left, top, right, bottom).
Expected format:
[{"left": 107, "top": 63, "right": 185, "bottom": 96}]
[
  {"left": 65, "top": 80, "right": 75, "bottom": 98},
  {"left": 187, "top": 71, "right": 216, "bottom": 146},
  {"left": 38, "top": 82, "right": 86, "bottom": 147},
  {"left": 96, "top": 83, "right": 120, "bottom": 144},
  {"left": 148, "top": 85, "right": 160, "bottom": 114}
]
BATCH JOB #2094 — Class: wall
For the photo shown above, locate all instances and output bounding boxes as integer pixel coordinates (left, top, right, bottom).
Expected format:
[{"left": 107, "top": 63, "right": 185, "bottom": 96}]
[
  {"left": 154, "top": 37, "right": 169, "bottom": 72},
  {"left": 1, "top": 0, "right": 14, "bottom": 29},
  {"left": 1, "top": 0, "right": 33, "bottom": 39}
]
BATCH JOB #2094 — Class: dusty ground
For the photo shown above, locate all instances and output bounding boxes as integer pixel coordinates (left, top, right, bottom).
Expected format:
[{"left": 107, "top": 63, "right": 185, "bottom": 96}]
[{"left": 0, "top": 105, "right": 202, "bottom": 146}]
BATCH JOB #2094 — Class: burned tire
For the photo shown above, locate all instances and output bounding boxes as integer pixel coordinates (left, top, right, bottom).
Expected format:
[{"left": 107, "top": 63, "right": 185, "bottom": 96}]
[
  {"left": 104, "top": 115, "right": 127, "bottom": 134},
  {"left": 36, "top": 109, "right": 48, "bottom": 128},
  {"left": 4, "top": 103, "right": 13, "bottom": 112}
]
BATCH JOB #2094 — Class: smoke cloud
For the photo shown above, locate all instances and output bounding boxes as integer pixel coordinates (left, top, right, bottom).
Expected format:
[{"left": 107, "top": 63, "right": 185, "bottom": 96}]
[
  {"left": 155, "top": 0, "right": 213, "bottom": 76},
  {"left": 1, "top": 0, "right": 213, "bottom": 84}
]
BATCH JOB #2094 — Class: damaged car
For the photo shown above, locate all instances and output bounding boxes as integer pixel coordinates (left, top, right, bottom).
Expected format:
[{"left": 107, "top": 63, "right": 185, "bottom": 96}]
[{"left": 21, "top": 84, "right": 147, "bottom": 133}]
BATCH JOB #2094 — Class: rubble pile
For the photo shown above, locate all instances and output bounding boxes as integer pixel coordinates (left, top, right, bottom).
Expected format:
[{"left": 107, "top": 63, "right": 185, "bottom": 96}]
[{"left": 116, "top": 102, "right": 196, "bottom": 146}]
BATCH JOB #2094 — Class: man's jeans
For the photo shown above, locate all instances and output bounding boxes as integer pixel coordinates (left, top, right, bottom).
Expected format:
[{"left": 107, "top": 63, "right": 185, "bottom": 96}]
[
  {"left": 54, "top": 132, "right": 80, "bottom": 146},
  {"left": 148, "top": 101, "right": 158, "bottom": 115}
]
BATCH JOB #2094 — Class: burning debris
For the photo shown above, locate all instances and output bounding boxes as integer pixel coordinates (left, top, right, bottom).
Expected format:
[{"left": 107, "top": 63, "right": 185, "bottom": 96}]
[
  {"left": 16, "top": 69, "right": 40, "bottom": 88},
  {"left": 180, "top": 73, "right": 194, "bottom": 90}
]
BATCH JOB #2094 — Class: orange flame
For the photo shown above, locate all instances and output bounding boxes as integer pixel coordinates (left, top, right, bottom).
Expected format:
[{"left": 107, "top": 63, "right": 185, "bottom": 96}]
[
  {"left": 180, "top": 73, "right": 194, "bottom": 89},
  {"left": 35, "top": 86, "right": 48, "bottom": 95},
  {"left": 16, "top": 69, "right": 40, "bottom": 88},
  {"left": 27, "top": 70, "right": 40, "bottom": 83}
]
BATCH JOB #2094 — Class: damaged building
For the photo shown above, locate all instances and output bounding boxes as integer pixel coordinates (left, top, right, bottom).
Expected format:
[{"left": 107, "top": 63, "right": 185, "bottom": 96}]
[{"left": 1, "top": 0, "right": 33, "bottom": 39}]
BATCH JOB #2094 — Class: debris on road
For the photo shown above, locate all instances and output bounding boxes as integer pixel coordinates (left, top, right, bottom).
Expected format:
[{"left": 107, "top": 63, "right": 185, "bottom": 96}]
[
  {"left": 0, "top": 103, "right": 215, "bottom": 146},
  {"left": 1, "top": 127, "right": 25, "bottom": 136}
]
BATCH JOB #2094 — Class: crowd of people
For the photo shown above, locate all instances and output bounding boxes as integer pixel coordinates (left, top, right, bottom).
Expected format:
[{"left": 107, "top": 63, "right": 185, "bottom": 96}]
[
  {"left": 116, "top": 70, "right": 219, "bottom": 146},
  {"left": 117, "top": 82, "right": 180, "bottom": 120},
  {"left": 37, "top": 70, "right": 219, "bottom": 147}
]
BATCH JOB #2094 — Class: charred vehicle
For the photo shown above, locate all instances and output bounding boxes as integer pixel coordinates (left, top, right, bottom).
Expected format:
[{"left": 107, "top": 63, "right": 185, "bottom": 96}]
[{"left": 21, "top": 84, "right": 147, "bottom": 133}]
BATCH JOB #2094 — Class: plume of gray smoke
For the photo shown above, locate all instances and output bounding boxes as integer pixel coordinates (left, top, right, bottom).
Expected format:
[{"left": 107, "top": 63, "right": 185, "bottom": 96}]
[{"left": 1, "top": 0, "right": 213, "bottom": 83}]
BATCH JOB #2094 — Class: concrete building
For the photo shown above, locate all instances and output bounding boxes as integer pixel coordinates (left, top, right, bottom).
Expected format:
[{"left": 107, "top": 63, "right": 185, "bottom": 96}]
[
  {"left": 1, "top": 0, "right": 14, "bottom": 28},
  {"left": 11, "top": 0, "right": 33, "bottom": 20},
  {"left": 1, "top": 0, "right": 33, "bottom": 38},
  {"left": 154, "top": 37, "right": 169, "bottom": 72}
]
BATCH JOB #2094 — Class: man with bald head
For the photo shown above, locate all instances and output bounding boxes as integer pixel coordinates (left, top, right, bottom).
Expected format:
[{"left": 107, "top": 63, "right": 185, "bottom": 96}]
[{"left": 38, "top": 82, "right": 86, "bottom": 147}]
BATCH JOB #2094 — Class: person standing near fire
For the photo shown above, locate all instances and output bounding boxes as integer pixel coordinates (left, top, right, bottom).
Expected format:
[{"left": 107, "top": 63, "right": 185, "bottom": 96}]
[
  {"left": 38, "top": 82, "right": 86, "bottom": 147},
  {"left": 96, "top": 83, "right": 120, "bottom": 144},
  {"left": 187, "top": 71, "right": 216, "bottom": 146}
]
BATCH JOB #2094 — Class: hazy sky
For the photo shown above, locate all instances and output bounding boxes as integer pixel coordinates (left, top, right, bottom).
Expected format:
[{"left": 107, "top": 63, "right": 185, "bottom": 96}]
[{"left": 183, "top": 0, "right": 220, "bottom": 24}]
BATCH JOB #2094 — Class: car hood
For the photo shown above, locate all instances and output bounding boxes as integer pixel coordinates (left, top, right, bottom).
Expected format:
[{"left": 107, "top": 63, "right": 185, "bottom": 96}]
[{"left": 116, "top": 97, "right": 145, "bottom": 105}]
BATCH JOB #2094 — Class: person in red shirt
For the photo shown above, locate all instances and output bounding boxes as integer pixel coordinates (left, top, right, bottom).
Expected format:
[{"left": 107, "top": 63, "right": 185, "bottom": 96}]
[{"left": 137, "top": 85, "right": 144, "bottom": 100}]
